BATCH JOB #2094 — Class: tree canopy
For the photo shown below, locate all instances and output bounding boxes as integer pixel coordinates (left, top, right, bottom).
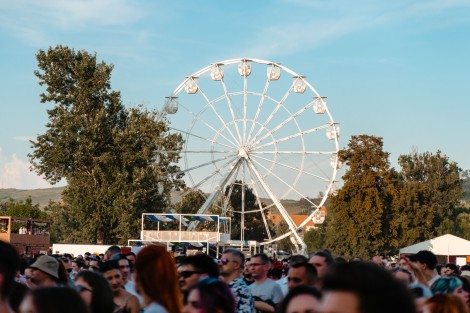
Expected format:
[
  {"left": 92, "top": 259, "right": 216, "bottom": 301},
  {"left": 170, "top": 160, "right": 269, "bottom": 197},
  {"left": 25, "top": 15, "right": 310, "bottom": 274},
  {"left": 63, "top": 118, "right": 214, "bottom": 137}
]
[{"left": 29, "top": 46, "right": 184, "bottom": 244}]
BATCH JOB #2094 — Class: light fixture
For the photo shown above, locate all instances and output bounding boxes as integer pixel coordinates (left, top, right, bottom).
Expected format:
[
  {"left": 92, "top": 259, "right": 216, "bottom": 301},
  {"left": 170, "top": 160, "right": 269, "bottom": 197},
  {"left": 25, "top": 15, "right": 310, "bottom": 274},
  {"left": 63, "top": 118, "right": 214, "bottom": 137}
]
[
  {"left": 238, "top": 59, "right": 252, "bottom": 76},
  {"left": 164, "top": 96, "right": 179, "bottom": 114},
  {"left": 293, "top": 76, "right": 306, "bottom": 93},
  {"left": 210, "top": 64, "right": 224, "bottom": 81},
  {"left": 267, "top": 64, "right": 281, "bottom": 80},
  {"left": 184, "top": 77, "right": 198, "bottom": 94},
  {"left": 313, "top": 96, "right": 327, "bottom": 114}
]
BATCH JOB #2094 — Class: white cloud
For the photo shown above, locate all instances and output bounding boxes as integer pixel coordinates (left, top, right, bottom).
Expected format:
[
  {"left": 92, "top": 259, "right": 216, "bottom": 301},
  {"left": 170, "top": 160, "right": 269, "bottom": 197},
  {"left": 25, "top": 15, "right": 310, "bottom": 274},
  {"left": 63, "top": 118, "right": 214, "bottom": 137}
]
[
  {"left": 0, "top": 0, "right": 147, "bottom": 45},
  {"left": 0, "top": 147, "right": 55, "bottom": 189}
]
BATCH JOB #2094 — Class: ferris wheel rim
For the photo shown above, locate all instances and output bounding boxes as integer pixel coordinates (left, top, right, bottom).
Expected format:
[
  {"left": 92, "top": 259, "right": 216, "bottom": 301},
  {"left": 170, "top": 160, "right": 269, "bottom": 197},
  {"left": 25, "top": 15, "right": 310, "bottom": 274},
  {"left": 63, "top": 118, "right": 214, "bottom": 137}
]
[{"left": 164, "top": 58, "right": 340, "bottom": 251}]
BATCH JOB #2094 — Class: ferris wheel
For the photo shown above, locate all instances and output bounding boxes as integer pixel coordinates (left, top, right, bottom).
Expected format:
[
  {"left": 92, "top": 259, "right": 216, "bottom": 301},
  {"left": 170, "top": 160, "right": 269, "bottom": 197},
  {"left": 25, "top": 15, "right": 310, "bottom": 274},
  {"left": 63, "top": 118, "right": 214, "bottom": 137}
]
[{"left": 161, "top": 58, "right": 340, "bottom": 254}]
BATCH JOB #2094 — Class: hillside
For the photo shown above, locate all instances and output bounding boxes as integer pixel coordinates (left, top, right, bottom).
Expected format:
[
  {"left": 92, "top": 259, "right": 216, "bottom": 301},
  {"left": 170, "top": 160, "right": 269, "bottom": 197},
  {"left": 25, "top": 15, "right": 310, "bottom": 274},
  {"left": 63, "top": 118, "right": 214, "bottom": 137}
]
[
  {"left": 0, "top": 187, "right": 65, "bottom": 208},
  {"left": 0, "top": 187, "right": 311, "bottom": 213}
]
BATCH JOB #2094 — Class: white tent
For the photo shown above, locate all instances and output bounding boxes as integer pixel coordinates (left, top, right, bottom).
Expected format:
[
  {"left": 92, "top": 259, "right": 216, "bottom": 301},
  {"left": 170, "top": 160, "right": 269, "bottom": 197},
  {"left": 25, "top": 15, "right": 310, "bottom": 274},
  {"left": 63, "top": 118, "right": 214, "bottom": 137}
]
[{"left": 399, "top": 234, "right": 470, "bottom": 256}]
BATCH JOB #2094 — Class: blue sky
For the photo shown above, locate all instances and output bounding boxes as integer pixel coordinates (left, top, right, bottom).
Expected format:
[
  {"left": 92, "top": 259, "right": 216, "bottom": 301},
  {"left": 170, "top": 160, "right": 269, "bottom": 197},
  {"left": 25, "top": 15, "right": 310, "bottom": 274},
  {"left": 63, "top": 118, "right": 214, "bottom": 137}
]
[{"left": 0, "top": 0, "right": 469, "bottom": 190}]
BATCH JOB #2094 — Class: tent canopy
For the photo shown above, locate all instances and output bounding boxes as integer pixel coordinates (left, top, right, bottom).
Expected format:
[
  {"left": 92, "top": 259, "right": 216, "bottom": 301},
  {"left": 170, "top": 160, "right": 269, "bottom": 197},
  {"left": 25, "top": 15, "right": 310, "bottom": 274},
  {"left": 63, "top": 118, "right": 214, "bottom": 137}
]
[{"left": 399, "top": 234, "right": 470, "bottom": 256}]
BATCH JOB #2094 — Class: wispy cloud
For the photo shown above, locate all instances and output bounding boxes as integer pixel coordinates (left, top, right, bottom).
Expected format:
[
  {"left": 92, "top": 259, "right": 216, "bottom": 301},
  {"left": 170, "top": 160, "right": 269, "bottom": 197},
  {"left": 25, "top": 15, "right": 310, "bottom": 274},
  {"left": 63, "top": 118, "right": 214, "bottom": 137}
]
[
  {"left": 240, "top": 0, "right": 470, "bottom": 59},
  {"left": 0, "top": 0, "right": 147, "bottom": 46},
  {"left": 0, "top": 147, "right": 53, "bottom": 189}
]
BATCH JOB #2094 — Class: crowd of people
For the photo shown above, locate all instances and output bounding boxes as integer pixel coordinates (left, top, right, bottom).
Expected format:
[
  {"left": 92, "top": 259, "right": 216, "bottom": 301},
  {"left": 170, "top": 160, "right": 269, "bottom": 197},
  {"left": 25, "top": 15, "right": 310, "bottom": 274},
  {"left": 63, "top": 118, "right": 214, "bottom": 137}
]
[{"left": 1, "top": 240, "right": 469, "bottom": 313}]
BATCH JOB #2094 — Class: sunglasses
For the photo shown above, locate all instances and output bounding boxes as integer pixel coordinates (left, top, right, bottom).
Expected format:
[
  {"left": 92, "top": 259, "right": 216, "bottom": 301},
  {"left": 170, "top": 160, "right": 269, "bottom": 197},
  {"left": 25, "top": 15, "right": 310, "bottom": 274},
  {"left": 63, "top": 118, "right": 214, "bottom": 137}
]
[
  {"left": 219, "top": 258, "right": 237, "bottom": 265},
  {"left": 75, "top": 285, "right": 92, "bottom": 293},
  {"left": 179, "top": 270, "right": 202, "bottom": 278}
]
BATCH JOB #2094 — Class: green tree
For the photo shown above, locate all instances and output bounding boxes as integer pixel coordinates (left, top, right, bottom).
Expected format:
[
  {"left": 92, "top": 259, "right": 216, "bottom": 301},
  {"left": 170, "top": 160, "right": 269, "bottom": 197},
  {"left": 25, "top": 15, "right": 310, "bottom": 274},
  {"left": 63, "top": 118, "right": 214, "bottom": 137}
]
[
  {"left": 29, "top": 46, "right": 184, "bottom": 244},
  {"left": 395, "top": 151, "right": 464, "bottom": 246},
  {"left": 326, "top": 135, "right": 399, "bottom": 259},
  {"left": 303, "top": 219, "right": 328, "bottom": 253}
]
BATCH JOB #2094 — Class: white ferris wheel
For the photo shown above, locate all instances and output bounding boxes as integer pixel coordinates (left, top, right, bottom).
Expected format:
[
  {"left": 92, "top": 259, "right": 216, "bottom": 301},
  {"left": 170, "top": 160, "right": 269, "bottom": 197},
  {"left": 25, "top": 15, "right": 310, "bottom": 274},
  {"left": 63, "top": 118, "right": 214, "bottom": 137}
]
[{"left": 161, "top": 58, "right": 340, "bottom": 254}]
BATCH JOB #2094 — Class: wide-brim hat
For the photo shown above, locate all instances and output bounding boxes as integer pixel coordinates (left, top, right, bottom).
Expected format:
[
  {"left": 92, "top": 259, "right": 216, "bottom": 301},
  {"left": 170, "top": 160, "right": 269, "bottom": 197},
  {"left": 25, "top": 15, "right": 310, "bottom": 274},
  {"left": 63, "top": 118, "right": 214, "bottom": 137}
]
[{"left": 30, "top": 255, "right": 59, "bottom": 279}]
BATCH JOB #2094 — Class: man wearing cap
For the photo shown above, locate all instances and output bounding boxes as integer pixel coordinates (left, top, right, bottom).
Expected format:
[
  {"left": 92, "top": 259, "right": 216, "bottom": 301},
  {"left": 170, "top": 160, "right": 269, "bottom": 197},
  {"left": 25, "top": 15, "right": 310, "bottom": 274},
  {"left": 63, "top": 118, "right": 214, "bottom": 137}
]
[
  {"left": 29, "top": 255, "right": 60, "bottom": 287},
  {"left": 409, "top": 250, "right": 440, "bottom": 286}
]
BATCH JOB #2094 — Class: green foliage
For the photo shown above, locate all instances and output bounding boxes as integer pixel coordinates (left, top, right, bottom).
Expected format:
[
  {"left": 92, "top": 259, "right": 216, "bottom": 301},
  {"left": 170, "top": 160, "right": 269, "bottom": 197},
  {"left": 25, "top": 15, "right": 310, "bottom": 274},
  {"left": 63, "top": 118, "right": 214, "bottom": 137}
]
[
  {"left": 0, "top": 197, "right": 49, "bottom": 220},
  {"left": 394, "top": 151, "right": 464, "bottom": 246},
  {"left": 326, "top": 135, "right": 399, "bottom": 259},
  {"left": 303, "top": 220, "right": 328, "bottom": 253},
  {"left": 29, "top": 46, "right": 184, "bottom": 244}
]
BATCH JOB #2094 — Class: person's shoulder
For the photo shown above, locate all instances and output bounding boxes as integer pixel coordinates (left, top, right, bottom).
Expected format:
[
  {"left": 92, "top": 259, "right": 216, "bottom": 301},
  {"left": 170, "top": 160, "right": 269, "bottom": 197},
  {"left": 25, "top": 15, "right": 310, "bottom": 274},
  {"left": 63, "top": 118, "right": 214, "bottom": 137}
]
[{"left": 143, "top": 303, "right": 168, "bottom": 313}]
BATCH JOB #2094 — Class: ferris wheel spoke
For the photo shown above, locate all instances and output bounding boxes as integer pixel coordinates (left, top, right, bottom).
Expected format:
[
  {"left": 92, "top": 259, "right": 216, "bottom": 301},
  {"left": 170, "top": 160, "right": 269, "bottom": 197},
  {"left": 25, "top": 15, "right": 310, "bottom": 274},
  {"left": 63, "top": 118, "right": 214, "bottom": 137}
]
[
  {"left": 250, "top": 157, "right": 319, "bottom": 208},
  {"left": 175, "top": 154, "right": 237, "bottom": 175},
  {"left": 251, "top": 154, "right": 330, "bottom": 183},
  {"left": 251, "top": 124, "right": 330, "bottom": 151},
  {"left": 220, "top": 78, "right": 243, "bottom": 145},
  {"left": 250, "top": 150, "right": 337, "bottom": 155},
  {"left": 169, "top": 127, "right": 234, "bottom": 149},
  {"left": 198, "top": 87, "right": 242, "bottom": 147},
  {"left": 247, "top": 165, "right": 273, "bottom": 240},
  {"left": 189, "top": 156, "right": 239, "bottom": 191},
  {"left": 248, "top": 100, "right": 316, "bottom": 149},
  {"left": 247, "top": 87, "right": 293, "bottom": 148},
  {"left": 178, "top": 101, "right": 240, "bottom": 148},
  {"left": 246, "top": 77, "right": 271, "bottom": 145}
]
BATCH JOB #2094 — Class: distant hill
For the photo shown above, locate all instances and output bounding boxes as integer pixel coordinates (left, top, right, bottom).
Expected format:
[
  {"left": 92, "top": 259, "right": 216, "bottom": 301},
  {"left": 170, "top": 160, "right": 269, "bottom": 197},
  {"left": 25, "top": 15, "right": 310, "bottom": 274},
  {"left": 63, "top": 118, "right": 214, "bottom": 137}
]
[
  {"left": 0, "top": 187, "right": 311, "bottom": 213},
  {"left": 0, "top": 187, "right": 65, "bottom": 208}
]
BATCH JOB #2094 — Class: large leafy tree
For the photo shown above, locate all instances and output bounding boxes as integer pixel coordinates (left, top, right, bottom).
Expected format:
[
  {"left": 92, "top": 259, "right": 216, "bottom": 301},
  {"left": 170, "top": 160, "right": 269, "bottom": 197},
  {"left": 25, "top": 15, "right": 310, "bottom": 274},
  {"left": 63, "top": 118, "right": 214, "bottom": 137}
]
[
  {"left": 29, "top": 46, "right": 184, "bottom": 244},
  {"left": 394, "top": 151, "right": 464, "bottom": 246},
  {"left": 326, "top": 135, "right": 399, "bottom": 259}
]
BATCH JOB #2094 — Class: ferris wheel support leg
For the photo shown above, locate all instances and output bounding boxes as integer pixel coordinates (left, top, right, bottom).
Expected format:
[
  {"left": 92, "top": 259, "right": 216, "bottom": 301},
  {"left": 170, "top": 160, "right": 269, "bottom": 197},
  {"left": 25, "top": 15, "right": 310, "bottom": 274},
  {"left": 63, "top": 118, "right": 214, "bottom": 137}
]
[
  {"left": 246, "top": 159, "right": 307, "bottom": 255},
  {"left": 187, "top": 159, "right": 242, "bottom": 231}
]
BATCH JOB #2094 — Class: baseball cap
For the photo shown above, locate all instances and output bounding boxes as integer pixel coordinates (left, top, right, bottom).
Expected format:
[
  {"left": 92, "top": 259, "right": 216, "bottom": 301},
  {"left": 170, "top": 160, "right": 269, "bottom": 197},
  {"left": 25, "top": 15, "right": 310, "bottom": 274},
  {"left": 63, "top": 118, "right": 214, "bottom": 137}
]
[{"left": 30, "top": 255, "right": 60, "bottom": 279}]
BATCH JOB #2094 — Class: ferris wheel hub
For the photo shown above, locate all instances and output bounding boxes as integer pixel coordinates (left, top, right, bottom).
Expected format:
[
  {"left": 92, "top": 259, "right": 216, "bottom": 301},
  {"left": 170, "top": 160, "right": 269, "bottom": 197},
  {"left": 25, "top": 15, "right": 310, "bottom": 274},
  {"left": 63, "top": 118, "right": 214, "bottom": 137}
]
[{"left": 238, "top": 147, "right": 249, "bottom": 159}]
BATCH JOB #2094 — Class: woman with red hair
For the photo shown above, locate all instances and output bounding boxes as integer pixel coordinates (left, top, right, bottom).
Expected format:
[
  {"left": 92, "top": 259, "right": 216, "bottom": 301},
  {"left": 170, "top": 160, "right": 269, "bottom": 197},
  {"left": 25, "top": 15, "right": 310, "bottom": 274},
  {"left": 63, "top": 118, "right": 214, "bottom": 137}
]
[{"left": 134, "top": 244, "right": 182, "bottom": 313}]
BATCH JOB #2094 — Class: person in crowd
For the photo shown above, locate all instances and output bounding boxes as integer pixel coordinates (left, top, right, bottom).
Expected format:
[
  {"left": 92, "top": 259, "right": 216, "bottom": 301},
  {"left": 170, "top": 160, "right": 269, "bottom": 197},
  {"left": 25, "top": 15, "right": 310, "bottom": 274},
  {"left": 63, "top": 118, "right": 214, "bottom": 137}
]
[
  {"left": 19, "top": 287, "right": 89, "bottom": 313},
  {"left": 424, "top": 294, "right": 469, "bottom": 313},
  {"left": 409, "top": 250, "right": 440, "bottom": 286},
  {"left": 457, "top": 276, "right": 470, "bottom": 309},
  {"left": 219, "top": 248, "right": 254, "bottom": 313},
  {"left": 243, "top": 257, "right": 254, "bottom": 286},
  {"left": 287, "top": 262, "right": 318, "bottom": 291},
  {"left": 126, "top": 252, "right": 137, "bottom": 267},
  {"left": 104, "top": 246, "right": 122, "bottom": 261},
  {"left": 277, "top": 255, "right": 309, "bottom": 296},
  {"left": 88, "top": 256, "right": 101, "bottom": 272},
  {"left": 116, "top": 254, "right": 141, "bottom": 302},
  {"left": 249, "top": 253, "right": 284, "bottom": 312},
  {"left": 74, "top": 270, "right": 115, "bottom": 313},
  {"left": 321, "top": 261, "right": 416, "bottom": 313},
  {"left": 178, "top": 254, "right": 219, "bottom": 294},
  {"left": 183, "top": 277, "right": 235, "bottom": 313},
  {"left": 24, "top": 268, "right": 37, "bottom": 289},
  {"left": 267, "top": 268, "right": 283, "bottom": 281},
  {"left": 308, "top": 251, "right": 333, "bottom": 287},
  {"left": 28, "top": 255, "right": 60, "bottom": 287},
  {"left": 0, "top": 241, "right": 20, "bottom": 313},
  {"left": 134, "top": 244, "right": 182, "bottom": 313},
  {"left": 392, "top": 267, "right": 415, "bottom": 285},
  {"left": 431, "top": 276, "right": 469, "bottom": 303},
  {"left": 9, "top": 281, "right": 28, "bottom": 313},
  {"left": 442, "top": 263, "right": 460, "bottom": 277},
  {"left": 278, "top": 286, "right": 322, "bottom": 313},
  {"left": 100, "top": 261, "right": 140, "bottom": 313}
]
